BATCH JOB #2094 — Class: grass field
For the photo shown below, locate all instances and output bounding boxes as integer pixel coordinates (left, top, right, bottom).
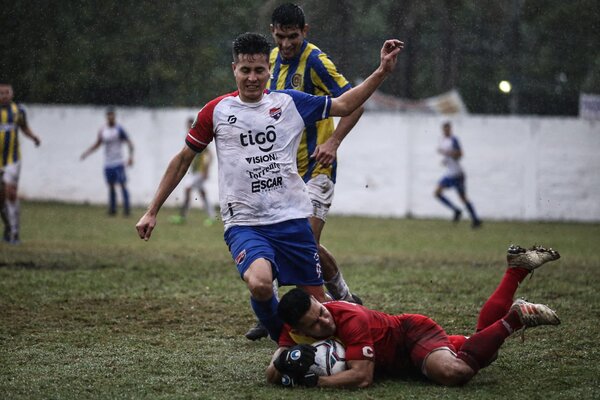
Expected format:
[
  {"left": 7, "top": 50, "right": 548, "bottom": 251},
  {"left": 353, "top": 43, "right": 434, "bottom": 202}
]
[{"left": 1, "top": 201, "right": 599, "bottom": 399}]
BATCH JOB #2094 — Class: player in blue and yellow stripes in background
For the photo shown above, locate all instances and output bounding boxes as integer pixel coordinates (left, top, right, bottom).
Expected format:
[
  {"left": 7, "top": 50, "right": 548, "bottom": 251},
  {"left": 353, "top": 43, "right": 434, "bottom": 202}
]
[
  {"left": 244, "top": 3, "right": 365, "bottom": 340},
  {"left": 0, "top": 82, "right": 41, "bottom": 244}
]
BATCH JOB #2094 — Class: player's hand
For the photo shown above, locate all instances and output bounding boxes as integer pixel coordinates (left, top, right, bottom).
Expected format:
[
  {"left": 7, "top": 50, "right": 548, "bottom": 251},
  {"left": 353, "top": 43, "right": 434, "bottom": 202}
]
[
  {"left": 273, "top": 344, "right": 316, "bottom": 375},
  {"left": 311, "top": 137, "right": 340, "bottom": 167},
  {"left": 280, "top": 372, "right": 318, "bottom": 388},
  {"left": 135, "top": 213, "right": 157, "bottom": 241},
  {"left": 380, "top": 39, "right": 404, "bottom": 74}
]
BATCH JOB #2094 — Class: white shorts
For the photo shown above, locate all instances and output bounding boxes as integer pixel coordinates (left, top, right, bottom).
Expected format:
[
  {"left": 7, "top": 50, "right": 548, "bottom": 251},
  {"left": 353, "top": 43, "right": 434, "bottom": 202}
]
[
  {"left": 183, "top": 172, "right": 205, "bottom": 191},
  {"left": 306, "top": 174, "right": 335, "bottom": 221},
  {"left": 1, "top": 161, "right": 21, "bottom": 186}
]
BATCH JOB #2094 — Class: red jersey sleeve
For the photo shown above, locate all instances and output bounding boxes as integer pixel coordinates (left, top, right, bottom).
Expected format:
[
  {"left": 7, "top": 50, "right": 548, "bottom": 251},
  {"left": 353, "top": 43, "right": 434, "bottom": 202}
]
[
  {"left": 326, "top": 302, "right": 375, "bottom": 362},
  {"left": 186, "top": 92, "right": 236, "bottom": 152}
]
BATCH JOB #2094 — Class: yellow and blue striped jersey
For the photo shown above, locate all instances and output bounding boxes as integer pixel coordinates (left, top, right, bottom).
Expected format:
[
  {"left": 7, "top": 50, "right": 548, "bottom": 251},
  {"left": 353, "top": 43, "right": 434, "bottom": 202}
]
[
  {"left": 190, "top": 150, "right": 210, "bottom": 174},
  {"left": 0, "top": 102, "right": 26, "bottom": 167},
  {"left": 269, "top": 40, "right": 351, "bottom": 183}
]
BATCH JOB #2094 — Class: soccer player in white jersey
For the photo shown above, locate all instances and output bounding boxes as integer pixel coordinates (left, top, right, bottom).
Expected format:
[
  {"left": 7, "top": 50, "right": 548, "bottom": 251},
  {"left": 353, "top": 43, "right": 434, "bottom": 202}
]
[
  {"left": 434, "top": 121, "right": 481, "bottom": 228},
  {"left": 81, "top": 108, "right": 134, "bottom": 216},
  {"left": 135, "top": 33, "right": 403, "bottom": 341}
]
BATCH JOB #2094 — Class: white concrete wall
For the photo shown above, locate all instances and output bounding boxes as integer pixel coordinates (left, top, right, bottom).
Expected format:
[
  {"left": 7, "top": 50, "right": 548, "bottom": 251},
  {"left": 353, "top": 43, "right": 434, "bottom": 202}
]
[{"left": 18, "top": 105, "right": 600, "bottom": 222}]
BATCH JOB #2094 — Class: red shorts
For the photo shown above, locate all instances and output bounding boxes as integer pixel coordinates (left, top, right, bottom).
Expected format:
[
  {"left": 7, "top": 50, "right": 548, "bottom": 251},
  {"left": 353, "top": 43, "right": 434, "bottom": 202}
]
[{"left": 397, "top": 314, "right": 459, "bottom": 371}]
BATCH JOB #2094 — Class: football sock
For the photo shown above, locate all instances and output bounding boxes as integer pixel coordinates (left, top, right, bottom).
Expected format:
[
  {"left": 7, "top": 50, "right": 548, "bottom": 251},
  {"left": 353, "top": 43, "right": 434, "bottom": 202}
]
[
  {"left": 181, "top": 195, "right": 190, "bottom": 218},
  {"left": 6, "top": 200, "right": 19, "bottom": 237},
  {"left": 0, "top": 203, "right": 9, "bottom": 235},
  {"left": 436, "top": 194, "right": 459, "bottom": 212},
  {"left": 465, "top": 201, "right": 480, "bottom": 222},
  {"left": 325, "top": 271, "right": 351, "bottom": 301},
  {"left": 457, "top": 319, "right": 512, "bottom": 372},
  {"left": 122, "top": 186, "right": 130, "bottom": 215},
  {"left": 476, "top": 267, "right": 529, "bottom": 331},
  {"left": 204, "top": 196, "right": 215, "bottom": 219},
  {"left": 250, "top": 295, "right": 283, "bottom": 342},
  {"left": 109, "top": 186, "right": 117, "bottom": 214}
]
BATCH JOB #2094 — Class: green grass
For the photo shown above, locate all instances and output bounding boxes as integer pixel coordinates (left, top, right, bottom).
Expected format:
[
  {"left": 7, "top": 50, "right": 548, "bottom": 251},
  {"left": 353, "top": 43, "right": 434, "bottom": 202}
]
[{"left": 1, "top": 201, "right": 599, "bottom": 399}]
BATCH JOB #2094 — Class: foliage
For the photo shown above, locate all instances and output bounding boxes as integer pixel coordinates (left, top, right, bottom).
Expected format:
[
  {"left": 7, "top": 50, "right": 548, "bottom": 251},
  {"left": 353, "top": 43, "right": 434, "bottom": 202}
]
[
  {"left": 1, "top": 0, "right": 598, "bottom": 114},
  {"left": 1, "top": 202, "right": 600, "bottom": 399}
]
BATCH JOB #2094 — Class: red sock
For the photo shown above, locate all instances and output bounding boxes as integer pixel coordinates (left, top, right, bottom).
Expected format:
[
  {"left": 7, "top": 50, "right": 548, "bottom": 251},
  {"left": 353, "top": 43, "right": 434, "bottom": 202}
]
[
  {"left": 476, "top": 267, "right": 529, "bottom": 331},
  {"left": 457, "top": 319, "right": 512, "bottom": 372}
]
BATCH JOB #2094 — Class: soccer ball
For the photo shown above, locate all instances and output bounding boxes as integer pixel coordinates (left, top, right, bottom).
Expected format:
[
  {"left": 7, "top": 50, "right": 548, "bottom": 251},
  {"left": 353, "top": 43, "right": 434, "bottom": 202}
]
[{"left": 309, "top": 339, "right": 347, "bottom": 376}]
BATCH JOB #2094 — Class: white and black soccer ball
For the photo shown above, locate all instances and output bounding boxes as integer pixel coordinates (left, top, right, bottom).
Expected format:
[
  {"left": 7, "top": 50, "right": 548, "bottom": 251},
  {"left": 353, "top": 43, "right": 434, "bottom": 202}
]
[{"left": 309, "top": 339, "right": 347, "bottom": 376}]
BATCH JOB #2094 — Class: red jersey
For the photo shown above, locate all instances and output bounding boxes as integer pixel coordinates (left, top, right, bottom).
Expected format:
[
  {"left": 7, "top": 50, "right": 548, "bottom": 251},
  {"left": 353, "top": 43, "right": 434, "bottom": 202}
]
[
  {"left": 279, "top": 301, "right": 405, "bottom": 371},
  {"left": 279, "top": 301, "right": 456, "bottom": 375}
]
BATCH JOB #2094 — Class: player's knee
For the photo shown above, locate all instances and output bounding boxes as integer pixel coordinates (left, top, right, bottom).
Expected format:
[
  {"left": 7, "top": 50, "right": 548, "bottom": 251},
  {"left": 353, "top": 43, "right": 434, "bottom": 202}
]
[
  {"left": 247, "top": 278, "right": 274, "bottom": 301},
  {"left": 425, "top": 351, "right": 474, "bottom": 386}
]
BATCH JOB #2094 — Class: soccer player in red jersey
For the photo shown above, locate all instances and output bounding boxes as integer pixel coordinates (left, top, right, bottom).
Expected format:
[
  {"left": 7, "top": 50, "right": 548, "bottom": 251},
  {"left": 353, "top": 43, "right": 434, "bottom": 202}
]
[{"left": 267, "top": 244, "right": 561, "bottom": 388}]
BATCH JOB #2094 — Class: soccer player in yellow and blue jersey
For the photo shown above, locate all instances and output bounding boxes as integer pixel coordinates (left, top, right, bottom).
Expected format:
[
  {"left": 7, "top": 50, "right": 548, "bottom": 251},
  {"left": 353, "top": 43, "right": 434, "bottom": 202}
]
[
  {"left": 244, "top": 3, "right": 365, "bottom": 340},
  {"left": 171, "top": 117, "right": 215, "bottom": 226},
  {"left": 0, "top": 83, "right": 41, "bottom": 244}
]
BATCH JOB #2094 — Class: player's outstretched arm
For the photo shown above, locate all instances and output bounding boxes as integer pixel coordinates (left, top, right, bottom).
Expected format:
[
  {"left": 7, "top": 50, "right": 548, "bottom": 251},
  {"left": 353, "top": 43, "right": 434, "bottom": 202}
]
[
  {"left": 80, "top": 133, "right": 103, "bottom": 160},
  {"left": 136, "top": 145, "right": 196, "bottom": 240},
  {"left": 329, "top": 39, "right": 403, "bottom": 117},
  {"left": 317, "top": 359, "right": 375, "bottom": 388}
]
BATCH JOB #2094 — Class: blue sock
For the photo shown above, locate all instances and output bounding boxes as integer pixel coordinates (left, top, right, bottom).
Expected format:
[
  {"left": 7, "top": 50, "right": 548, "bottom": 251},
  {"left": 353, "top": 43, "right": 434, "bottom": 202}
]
[
  {"left": 109, "top": 187, "right": 117, "bottom": 214},
  {"left": 436, "top": 194, "right": 458, "bottom": 212},
  {"left": 122, "top": 186, "right": 130, "bottom": 215},
  {"left": 250, "top": 295, "right": 282, "bottom": 342},
  {"left": 465, "top": 201, "right": 480, "bottom": 222}
]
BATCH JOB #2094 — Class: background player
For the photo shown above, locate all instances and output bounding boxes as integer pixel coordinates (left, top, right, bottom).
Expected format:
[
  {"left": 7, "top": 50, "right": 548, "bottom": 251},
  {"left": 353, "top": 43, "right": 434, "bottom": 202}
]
[
  {"left": 135, "top": 32, "right": 404, "bottom": 342},
  {"left": 434, "top": 121, "right": 481, "bottom": 228},
  {"left": 80, "top": 108, "right": 134, "bottom": 216},
  {"left": 170, "top": 117, "right": 215, "bottom": 226},
  {"left": 0, "top": 82, "right": 42, "bottom": 244},
  {"left": 244, "top": 2, "right": 365, "bottom": 342},
  {"left": 267, "top": 244, "right": 561, "bottom": 388}
]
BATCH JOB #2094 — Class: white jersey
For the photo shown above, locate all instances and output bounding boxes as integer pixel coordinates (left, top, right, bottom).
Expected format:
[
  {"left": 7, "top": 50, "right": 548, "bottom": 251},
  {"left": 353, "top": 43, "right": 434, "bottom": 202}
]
[
  {"left": 100, "top": 124, "right": 129, "bottom": 168},
  {"left": 439, "top": 135, "right": 463, "bottom": 178},
  {"left": 187, "top": 90, "right": 331, "bottom": 230}
]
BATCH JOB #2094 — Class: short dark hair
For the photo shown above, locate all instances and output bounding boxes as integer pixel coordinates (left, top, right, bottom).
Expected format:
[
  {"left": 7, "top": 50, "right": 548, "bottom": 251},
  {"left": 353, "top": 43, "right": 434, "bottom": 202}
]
[
  {"left": 272, "top": 3, "right": 306, "bottom": 29},
  {"left": 232, "top": 32, "right": 271, "bottom": 62},
  {"left": 106, "top": 107, "right": 115, "bottom": 115},
  {"left": 278, "top": 288, "right": 312, "bottom": 327}
]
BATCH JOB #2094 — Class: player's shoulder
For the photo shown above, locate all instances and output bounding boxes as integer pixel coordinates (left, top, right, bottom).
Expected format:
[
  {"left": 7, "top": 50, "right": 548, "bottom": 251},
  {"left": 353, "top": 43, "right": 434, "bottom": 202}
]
[
  {"left": 269, "top": 47, "right": 279, "bottom": 63},
  {"left": 324, "top": 300, "right": 364, "bottom": 314},
  {"left": 198, "top": 91, "right": 239, "bottom": 114}
]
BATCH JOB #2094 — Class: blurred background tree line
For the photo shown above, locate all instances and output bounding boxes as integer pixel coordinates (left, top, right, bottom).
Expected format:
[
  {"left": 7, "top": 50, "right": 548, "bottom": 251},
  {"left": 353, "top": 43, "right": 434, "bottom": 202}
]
[{"left": 1, "top": 0, "right": 598, "bottom": 115}]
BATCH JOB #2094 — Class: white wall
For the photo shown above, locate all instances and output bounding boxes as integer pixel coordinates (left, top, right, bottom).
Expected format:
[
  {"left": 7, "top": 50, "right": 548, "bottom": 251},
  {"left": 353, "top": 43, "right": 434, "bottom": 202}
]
[{"left": 18, "top": 105, "right": 600, "bottom": 222}]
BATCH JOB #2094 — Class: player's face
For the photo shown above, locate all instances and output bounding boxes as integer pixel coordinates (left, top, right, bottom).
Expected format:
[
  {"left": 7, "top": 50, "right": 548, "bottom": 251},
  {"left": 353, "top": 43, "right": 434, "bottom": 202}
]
[
  {"left": 232, "top": 53, "right": 270, "bottom": 103},
  {"left": 271, "top": 24, "right": 308, "bottom": 60},
  {"left": 296, "top": 298, "right": 336, "bottom": 339},
  {"left": 106, "top": 112, "right": 116, "bottom": 126},
  {"left": 0, "top": 85, "right": 14, "bottom": 105},
  {"left": 442, "top": 124, "right": 451, "bottom": 136}
]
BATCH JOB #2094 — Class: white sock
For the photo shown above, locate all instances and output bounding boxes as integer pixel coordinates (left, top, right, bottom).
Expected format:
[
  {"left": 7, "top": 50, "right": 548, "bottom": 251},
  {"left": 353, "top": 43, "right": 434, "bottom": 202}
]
[
  {"left": 6, "top": 200, "right": 19, "bottom": 236},
  {"left": 325, "top": 271, "right": 351, "bottom": 301}
]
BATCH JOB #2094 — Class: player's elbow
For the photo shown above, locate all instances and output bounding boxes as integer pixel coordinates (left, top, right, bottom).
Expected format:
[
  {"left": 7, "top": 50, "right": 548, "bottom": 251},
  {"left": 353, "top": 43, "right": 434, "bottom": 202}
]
[{"left": 354, "top": 370, "right": 374, "bottom": 388}]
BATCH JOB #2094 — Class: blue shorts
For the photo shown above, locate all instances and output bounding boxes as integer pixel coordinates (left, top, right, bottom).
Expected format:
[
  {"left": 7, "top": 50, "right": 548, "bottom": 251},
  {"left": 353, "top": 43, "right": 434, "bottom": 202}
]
[
  {"left": 224, "top": 218, "right": 323, "bottom": 287},
  {"left": 104, "top": 165, "right": 127, "bottom": 185},
  {"left": 439, "top": 174, "right": 465, "bottom": 195}
]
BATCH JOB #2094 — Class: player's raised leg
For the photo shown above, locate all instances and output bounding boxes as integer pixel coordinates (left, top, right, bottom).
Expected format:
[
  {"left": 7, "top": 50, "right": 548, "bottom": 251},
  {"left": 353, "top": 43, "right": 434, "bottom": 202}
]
[
  {"left": 476, "top": 244, "right": 560, "bottom": 331},
  {"left": 426, "top": 298, "right": 560, "bottom": 386}
]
